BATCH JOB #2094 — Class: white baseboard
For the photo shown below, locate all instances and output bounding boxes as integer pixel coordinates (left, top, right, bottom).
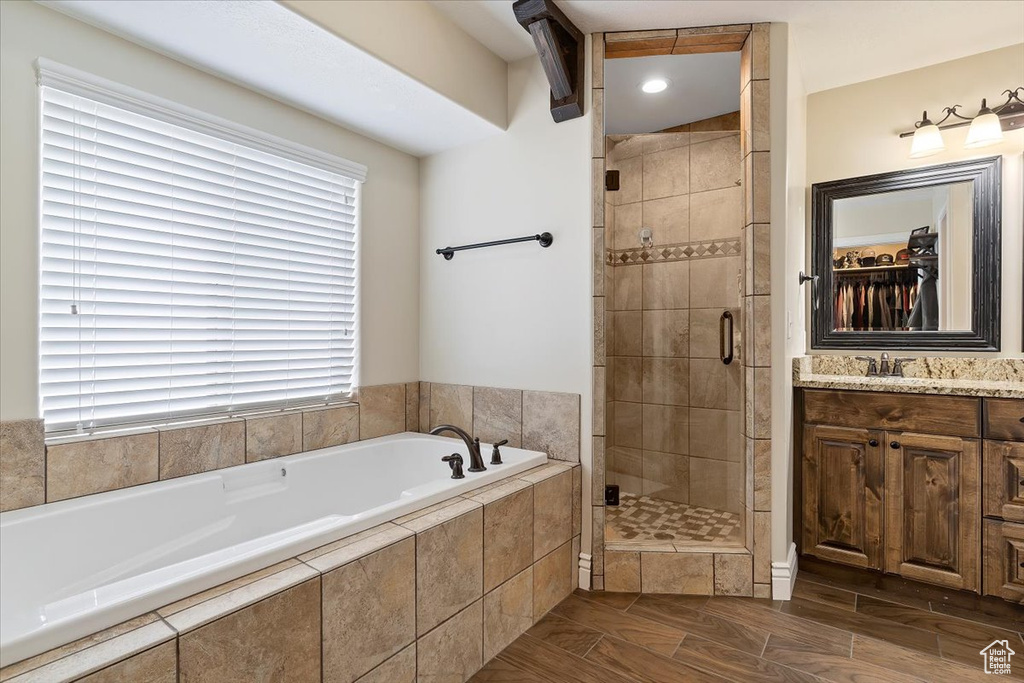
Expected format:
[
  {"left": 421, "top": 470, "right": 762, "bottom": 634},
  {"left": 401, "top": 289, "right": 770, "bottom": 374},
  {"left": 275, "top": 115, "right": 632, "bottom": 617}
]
[
  {"left": 771, "top": 543, "right": 798, "bottom": 600},
  {"left": 578, "top": 552, "right": 592, "bottom": 591}
]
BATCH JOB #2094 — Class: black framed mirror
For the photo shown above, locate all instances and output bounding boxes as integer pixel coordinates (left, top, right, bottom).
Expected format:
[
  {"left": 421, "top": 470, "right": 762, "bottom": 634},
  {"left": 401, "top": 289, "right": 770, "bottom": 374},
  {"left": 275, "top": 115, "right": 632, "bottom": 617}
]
[{"left": 811, "top": 156, "right": 1001, "bottom": 351}]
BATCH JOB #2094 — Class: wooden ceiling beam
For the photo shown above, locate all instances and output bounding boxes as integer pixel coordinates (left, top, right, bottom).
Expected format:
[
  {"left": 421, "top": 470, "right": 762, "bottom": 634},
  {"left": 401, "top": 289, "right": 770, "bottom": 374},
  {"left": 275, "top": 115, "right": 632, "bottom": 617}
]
[
  {"left": 513, "top": 0, "right": 585, "bottom": 122},
  {"left": 605, "top": 24, "right": 752, "bottom": 59}
]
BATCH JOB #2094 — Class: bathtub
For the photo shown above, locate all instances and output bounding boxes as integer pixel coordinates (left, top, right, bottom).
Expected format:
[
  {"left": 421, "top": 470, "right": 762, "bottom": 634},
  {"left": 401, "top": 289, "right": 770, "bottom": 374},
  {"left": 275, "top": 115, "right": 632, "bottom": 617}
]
[{"left": 0, "top": 432, "right": 547, "bottom": 667}]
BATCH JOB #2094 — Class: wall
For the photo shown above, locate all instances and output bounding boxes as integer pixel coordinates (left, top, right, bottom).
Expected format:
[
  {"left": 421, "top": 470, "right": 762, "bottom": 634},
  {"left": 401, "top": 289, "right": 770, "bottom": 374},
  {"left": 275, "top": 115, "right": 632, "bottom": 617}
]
[
  {"left": 418, "top": 50, "right": 594, "bottom": 566},
  {"left": 806, "top": 43, "right": 1024, "bottom": 356},
  {"left": 0, "top": 1, "right": 421, "bottom": 421}
]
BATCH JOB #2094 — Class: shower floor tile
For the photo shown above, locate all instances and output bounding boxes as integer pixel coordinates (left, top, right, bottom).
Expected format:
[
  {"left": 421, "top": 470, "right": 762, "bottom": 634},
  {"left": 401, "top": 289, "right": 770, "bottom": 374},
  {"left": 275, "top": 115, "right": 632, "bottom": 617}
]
[{"left": 605, "top": 493, "right": 742, "bottom": 546}]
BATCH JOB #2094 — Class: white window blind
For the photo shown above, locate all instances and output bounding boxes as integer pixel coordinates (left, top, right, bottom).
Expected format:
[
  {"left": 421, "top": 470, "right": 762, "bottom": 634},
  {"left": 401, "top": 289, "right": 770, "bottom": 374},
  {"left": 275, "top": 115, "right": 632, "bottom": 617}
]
[{"left": 39, "top": 64, "right": 364, "bottom": 432}]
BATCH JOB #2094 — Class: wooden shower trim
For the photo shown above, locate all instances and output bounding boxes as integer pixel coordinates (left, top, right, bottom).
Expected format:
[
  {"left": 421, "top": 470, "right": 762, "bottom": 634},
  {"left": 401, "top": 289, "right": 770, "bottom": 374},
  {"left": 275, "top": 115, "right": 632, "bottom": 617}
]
[{"left": 605, "top": 24, "right": 751, "bottom": 59}]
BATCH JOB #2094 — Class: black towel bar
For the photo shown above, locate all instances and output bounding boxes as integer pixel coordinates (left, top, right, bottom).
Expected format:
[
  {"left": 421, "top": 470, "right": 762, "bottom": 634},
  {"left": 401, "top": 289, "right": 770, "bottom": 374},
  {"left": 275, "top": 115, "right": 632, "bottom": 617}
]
[{"left": 436, "top": 232, "right": 553, "bottom": 260}]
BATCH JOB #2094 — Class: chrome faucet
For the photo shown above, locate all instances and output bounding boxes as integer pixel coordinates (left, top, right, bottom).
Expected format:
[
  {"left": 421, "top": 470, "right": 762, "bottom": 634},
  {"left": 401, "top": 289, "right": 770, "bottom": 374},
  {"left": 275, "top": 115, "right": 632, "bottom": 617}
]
[{"left": 429, "top": 424, "right": 486, "bottom": 472}]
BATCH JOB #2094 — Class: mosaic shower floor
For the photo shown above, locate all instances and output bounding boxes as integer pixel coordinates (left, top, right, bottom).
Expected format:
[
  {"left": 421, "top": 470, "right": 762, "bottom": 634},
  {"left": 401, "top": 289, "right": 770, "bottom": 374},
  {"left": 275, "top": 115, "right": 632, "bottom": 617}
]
[{"left": 605, "top": 493, "right": 743, "bottom": 547}]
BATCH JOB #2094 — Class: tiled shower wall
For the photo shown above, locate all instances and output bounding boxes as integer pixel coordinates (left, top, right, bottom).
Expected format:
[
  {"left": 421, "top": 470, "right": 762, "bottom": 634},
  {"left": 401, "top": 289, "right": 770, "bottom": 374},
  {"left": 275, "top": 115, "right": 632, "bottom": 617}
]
[
  {"left": 604, "top": 131, "right": 744, "bottom": 513},
  {"left": 0, "top": 383, "right": 580, "bottom": 512}
]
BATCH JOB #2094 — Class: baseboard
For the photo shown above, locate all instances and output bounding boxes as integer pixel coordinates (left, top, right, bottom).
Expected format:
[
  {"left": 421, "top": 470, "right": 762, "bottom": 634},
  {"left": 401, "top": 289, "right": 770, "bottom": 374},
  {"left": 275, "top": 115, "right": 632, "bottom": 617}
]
[
  {"left": 771, "top": 542, "right": 798, "bottom": 600},
  {"left": 578, "top": 552, "right": 592, "bottom": 590}
]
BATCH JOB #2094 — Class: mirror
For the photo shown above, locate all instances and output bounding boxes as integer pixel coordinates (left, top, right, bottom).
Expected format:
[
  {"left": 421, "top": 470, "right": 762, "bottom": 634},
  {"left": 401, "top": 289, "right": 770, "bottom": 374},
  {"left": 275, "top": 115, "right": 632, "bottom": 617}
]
[{"left": 811, "top": 156, "right": 1002, "bottom": 350}]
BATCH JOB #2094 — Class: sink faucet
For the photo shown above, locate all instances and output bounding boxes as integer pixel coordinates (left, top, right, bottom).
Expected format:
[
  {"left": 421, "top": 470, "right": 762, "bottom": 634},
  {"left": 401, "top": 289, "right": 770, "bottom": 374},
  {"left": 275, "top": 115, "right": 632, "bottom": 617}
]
[
  {"left": 854, "top": 354, "right": 916, "bottom": 378},
  {"left": 429, "top": 424, "right": 486, "bottom": 472}
]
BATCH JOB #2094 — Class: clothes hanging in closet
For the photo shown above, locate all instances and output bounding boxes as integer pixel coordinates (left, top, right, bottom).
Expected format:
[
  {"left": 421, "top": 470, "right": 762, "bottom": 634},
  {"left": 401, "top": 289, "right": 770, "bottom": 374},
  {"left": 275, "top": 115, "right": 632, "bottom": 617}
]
[{"left": 833, "top": 269, "right": 919, "bottom": 332}]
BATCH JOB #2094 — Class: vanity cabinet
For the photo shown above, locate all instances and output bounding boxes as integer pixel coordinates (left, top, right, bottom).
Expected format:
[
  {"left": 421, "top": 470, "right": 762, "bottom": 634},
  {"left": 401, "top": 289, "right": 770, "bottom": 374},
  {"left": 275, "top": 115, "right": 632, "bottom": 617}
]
[{"left": 980, "top": 398, "right": 1024, "bottom": 602}]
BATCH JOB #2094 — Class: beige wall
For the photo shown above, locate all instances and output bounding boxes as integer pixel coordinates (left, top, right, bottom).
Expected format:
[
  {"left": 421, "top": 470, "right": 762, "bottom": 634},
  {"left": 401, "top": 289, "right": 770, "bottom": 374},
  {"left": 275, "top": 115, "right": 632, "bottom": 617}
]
[
  {"left": 0, "top": 1, "right": 421, "bottom": 420},
  {"left": 806, "top": 43, "right": 1024, "bottom": 356},
  {"left": 282, "top": 0, "right": 508, "bottom": 130}
]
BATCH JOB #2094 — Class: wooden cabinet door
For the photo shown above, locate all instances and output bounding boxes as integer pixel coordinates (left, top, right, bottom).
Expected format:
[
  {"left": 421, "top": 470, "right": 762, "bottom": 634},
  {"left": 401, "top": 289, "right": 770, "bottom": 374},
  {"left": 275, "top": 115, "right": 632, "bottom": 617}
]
[
  {"left": 884, "top": 432, "right": 981, "bottom": 592},
  {"left": 983, "top": 520, "right": 1024, "bottom": 603},
  {"left": 802, "top": 424, "right": 884, "bottom": 569}
]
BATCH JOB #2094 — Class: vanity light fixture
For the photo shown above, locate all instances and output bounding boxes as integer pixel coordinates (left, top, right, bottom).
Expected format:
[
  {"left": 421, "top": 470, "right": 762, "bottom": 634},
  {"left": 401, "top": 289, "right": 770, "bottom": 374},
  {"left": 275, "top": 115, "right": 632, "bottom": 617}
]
[
  {"left": 900, "top": 87, "right": 1023, "bottom": 157},
  {"left": 640, "top": 77, "right": 669, "bottom": 94}
]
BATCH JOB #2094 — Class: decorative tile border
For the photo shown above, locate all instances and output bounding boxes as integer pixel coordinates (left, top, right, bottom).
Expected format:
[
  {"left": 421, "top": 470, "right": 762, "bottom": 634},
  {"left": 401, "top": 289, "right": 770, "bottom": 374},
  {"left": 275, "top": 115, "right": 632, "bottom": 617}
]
[{"left": 606, "top": 237, "right": 742, "bottom": 266}]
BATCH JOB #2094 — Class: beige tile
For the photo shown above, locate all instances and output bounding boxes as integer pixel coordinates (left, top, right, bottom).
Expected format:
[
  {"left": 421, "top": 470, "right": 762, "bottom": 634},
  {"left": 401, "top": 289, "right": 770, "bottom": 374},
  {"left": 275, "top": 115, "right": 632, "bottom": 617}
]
[
  {"left": 607, "top": 446, "right": 643, "bottom": 493},
  {"left": 604, "top": 551, "right": 641, "bottom": 592},
  {"left": 750, "top": 151, "right": 771, "bottom": 224},
  {"left": 690, "top": 135, "right": 741, "bottom": 194},
  {"left": 415, "top": 506, "right": 483, "bottom": 636},
  {"left": 753, "top": 583, "right": 771, "bottom": 599},
  {"left": 592, "top": 227, "right": 605, "bottom": 297},
  {"left": 642, "top": 133, "right": 689, "bottom": 155},
  {"left": 643, "top": 261, "right": 689, "bottom": 310},
  {"left": 321, "top": 536, "right": 415, "bottom": 683},
  {"left": 643, "top": 146, "right": 689, "bottom": 201},
  {"left": 396, "top": 497, "right": 480, "bottom": 534},
  {"left": 689, "top": 256, "right": 740, "bottom": 309},
  {"left": 359, "top": 384, "right": 407, "bottom": 439},
  {"left": 572, "top": 464, "right": 582, "bottom": 536},
  {"left": 609, "top": 357, "right": 642, "bottom": 402},
  {"left": 753, "top": 224, "right": 771, "bottom": 295},
  {"left": 177, "top": 578, "right": 321, "bottom": 683},
  {"left": 754, "top": 368, "right": 771, "bottom": 439},
  {"left": 689, "top": 358, "right": 741, "bottom": 410},
  {"left": 642, "top": 358, "right": 689, "bottom": 406},
  {"left": 1, "top": 618, "right": 175, "bottom": 683},
  {"left": 750, "top": 23, "right": 770, "bottom": 80},
  {"left": 419, "top": 383, "right": 431, "bottom": 434},
  {"left": 591, "top": 506, "right": 605, "bottom": 576},
  {"left": 355, "top": 644, "right": 415, "bottom": 683},
  {"left": 592, "top": 159, "right": 605, "bottom": 227},
  {"left": 406, "top": 382, "right": 420, "bottom": 433},
  {"left": 522, "top": 391, "right": 580, "bottom": 463},
  {"left": 643, "top": 309, "right": 688, "bottom": 358},
  {"left": 534, "top": 468, "right": 572, "bottom": 560},
  {"left": 591, "top": 88, "right": 604, "bottom": 158},
  {"left": 592, "top": 575, "right": 605, "bottom": 590},
  {"left": 740, "top": 80, "right": 752, "bottom": 158},
  {"left": 77, "top": 640, "right": 176, "bottom": 683},
  {"left": 592, "top": 32, "right": 604, "bottom": 89},
  {"left": 608, "top": 154, "right": 642, "bottom": 205},
  {"left": 714, "top": 553, "right": 753, "bottom": 596},
  {"left": 689, "top": 458, "right": 743, "bottom": 513},
  {"left": 159, "top": 419, "right": 245, "bottom": 480},
  {"left": 689, "top": 186, "right": 743, "bottom": 242},
  {"left": 689, "top": 407, "right": 742, "bottom": 461},
  {"left": 607, "top": 134, "right": 645, "bottom": 161},
  {"left": 0, "top": 418, "right": 44, "bottom": 511},
  {"left": 517, "top": 461, "right": 572, "bottom": 484},
  {"left": 245, "top": 412, "right": 301, "bottom": 462},
  {"left": 641, "top": 552, "right": 713, "bottom": 594},
  {"left": 482, "top": 485, "right": 534, "bottom": 593},
  {"left": 745, "top": 367, "right": 755, "bottom": 437},
  {"left": 533, "top": 542, "right": 572, "bottom": 621},
  {"left": 593, "top": 366, "right": 606, "bottom": 436},
  {"left": 642, "top": 404, "right": 687, "bottom": 454},
  {"left": 611, "top": 264, "right": 642, "bottom": 311},
  {"left": 417, "top": 601, "right": 483, "bottom": 683},
  {"left": 754, "top": 510, "right": 772, "bottom": 583},
  {"left": 594, "top": 297, "right": 606, "bottom": 366},
  {"left": 642, "top": 451, "right": 689, "bottom": 503},
  {"left": 642, "top": 194, "right": 689, "bottom": 245},
  {"left": 750, "top": 79, "right": 770, "bottom": 152},
  {"left": 753, "top": 438, "right": 771, "bottom": 510},
  {"left": 302, "top": 405, "right": 359, "bottom": 452},
  {"left": 592, "top": 436, "right": 606, "bottom": 503},
  {"left": 609, "top": 201, "right": 641, "bottom": 250},
  {"left": 740, "top": 31, "right": 752, "bottom": 87},
  {"left": 473, "top": 387, "right": 522, "bottom": 448},
  {"left": 483, "top": 567, "right": 533, "bottom": 662},
  {"left": 47, "top": 432, "right": 158, "bottom": 502},
  {"left": 689, "top": 308, "right": 738, "bottom": 359},
  {"left": 610, "top": 401, "right": 642, "bottom": 449},
  {"left": 427, "top": 383, "right": 474, "bottom": 433},
  {"left": 300, "top": 523, "right": 412, "bottom": 570}
]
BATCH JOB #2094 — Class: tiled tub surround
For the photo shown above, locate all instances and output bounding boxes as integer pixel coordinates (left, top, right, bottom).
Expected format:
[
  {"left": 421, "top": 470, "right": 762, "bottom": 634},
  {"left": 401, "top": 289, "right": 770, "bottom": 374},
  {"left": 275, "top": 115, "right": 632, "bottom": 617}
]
[
  {"left": 0, "top": 433, "right": 548, "bottom": 667},
  {"left": 0, "top": 382, "right": 580, "bottom": 513},
  {"left": 794, "top": 356, "right": 1024, "bottom": 398},
  {"left": 604, "top": 130, "right": 745, "bottom": 516},
  {"left": 0, "top": 459, "right": 580, "bottom": 682}
]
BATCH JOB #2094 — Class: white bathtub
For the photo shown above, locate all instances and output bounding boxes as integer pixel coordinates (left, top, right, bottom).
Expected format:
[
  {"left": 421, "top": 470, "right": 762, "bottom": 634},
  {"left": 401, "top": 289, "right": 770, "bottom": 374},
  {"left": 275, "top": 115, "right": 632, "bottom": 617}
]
[{"left": 0, "top": 432, "right": 546, "bottom": 667}]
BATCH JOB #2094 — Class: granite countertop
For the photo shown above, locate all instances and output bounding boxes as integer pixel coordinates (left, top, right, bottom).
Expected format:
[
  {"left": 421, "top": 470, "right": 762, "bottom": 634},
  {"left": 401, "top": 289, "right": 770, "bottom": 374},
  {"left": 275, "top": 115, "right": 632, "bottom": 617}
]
[{"left": 792, "top": 356, "right": 1024, "bottom": 399}]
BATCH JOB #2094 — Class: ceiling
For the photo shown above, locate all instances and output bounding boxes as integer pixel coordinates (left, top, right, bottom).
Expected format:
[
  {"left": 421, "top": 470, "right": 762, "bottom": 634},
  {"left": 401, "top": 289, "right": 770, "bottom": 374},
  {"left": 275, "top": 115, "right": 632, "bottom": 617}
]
[
  {"left": 605, "top": 53, "right": 740, "bottom": 134},
  {"left": 38, "top": 0, "right": 503, "bottom": 157},
  {"left": 430, "top": 0, "right": 1024, "bottom": 94}
]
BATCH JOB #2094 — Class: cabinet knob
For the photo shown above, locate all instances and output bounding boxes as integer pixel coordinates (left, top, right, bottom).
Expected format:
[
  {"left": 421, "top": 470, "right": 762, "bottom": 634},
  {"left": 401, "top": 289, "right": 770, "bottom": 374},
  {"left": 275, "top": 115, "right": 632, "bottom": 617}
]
[
  {"left": 890, "top": 441, "right": 901, "bottom": 449},
  {"left": 868, "top": 439, "right": 879, "bottom": 447}
]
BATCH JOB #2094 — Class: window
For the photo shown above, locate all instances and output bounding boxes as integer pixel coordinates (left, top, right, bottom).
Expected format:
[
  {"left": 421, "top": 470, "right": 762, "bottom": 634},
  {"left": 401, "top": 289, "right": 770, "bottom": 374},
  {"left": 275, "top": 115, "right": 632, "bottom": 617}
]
[{"left": 38, "top": 60, "right": 365, "bottom": 432}]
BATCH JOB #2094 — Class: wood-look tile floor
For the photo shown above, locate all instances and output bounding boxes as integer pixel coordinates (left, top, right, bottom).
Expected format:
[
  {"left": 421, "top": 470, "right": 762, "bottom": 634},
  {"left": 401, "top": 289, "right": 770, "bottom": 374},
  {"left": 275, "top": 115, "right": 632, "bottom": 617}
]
[{"left": 472, "top": 571, "right": 1024, "bottom": 683}]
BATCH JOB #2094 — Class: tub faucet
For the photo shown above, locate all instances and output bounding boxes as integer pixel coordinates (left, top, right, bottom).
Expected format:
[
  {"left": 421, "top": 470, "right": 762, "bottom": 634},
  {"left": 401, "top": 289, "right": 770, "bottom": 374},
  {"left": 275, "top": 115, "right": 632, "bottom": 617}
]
[{"left": 429, "top": 425, "right": 486, "bottom": 472}]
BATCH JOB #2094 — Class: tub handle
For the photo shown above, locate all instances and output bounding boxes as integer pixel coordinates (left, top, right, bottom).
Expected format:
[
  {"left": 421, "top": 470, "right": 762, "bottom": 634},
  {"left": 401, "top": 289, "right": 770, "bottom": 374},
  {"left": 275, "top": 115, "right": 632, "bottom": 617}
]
[
  {"left": 490, "top": 440, "right": 508, "bottom": 465},
  {"left": 442, "top": 453, "right": 465, "bottom": 479}
]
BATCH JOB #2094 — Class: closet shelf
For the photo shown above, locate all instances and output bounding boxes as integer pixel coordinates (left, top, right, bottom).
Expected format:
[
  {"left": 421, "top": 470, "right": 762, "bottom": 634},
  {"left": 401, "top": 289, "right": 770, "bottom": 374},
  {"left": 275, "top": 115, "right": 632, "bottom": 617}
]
[{"left": 833, "top": 264, "right": 911, "bottom": 274}]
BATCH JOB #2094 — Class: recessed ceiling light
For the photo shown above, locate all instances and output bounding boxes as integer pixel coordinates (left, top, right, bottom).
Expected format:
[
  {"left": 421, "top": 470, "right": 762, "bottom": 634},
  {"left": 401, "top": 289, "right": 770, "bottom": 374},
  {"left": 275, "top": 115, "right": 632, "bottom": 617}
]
[{"left": 640, "top": 78, "right": 669, "bottom": 94}]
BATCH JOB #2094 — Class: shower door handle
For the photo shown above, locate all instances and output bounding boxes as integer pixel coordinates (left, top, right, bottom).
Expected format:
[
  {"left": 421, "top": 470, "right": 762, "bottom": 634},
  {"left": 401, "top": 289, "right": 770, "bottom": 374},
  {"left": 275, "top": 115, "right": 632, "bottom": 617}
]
[{"left": 720, "top": 311, "right": 734, "bottom": 365}]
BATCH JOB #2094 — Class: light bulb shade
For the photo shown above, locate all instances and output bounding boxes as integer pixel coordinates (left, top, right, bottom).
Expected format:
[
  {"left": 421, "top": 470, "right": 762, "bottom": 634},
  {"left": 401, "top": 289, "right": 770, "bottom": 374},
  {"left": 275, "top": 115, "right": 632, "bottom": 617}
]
[
  {"left": 909, "top": 123, "right": 944, "bottom": 158},
  {"left": 964, "top": 111, "right": 1003, "bottom": 148}
]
